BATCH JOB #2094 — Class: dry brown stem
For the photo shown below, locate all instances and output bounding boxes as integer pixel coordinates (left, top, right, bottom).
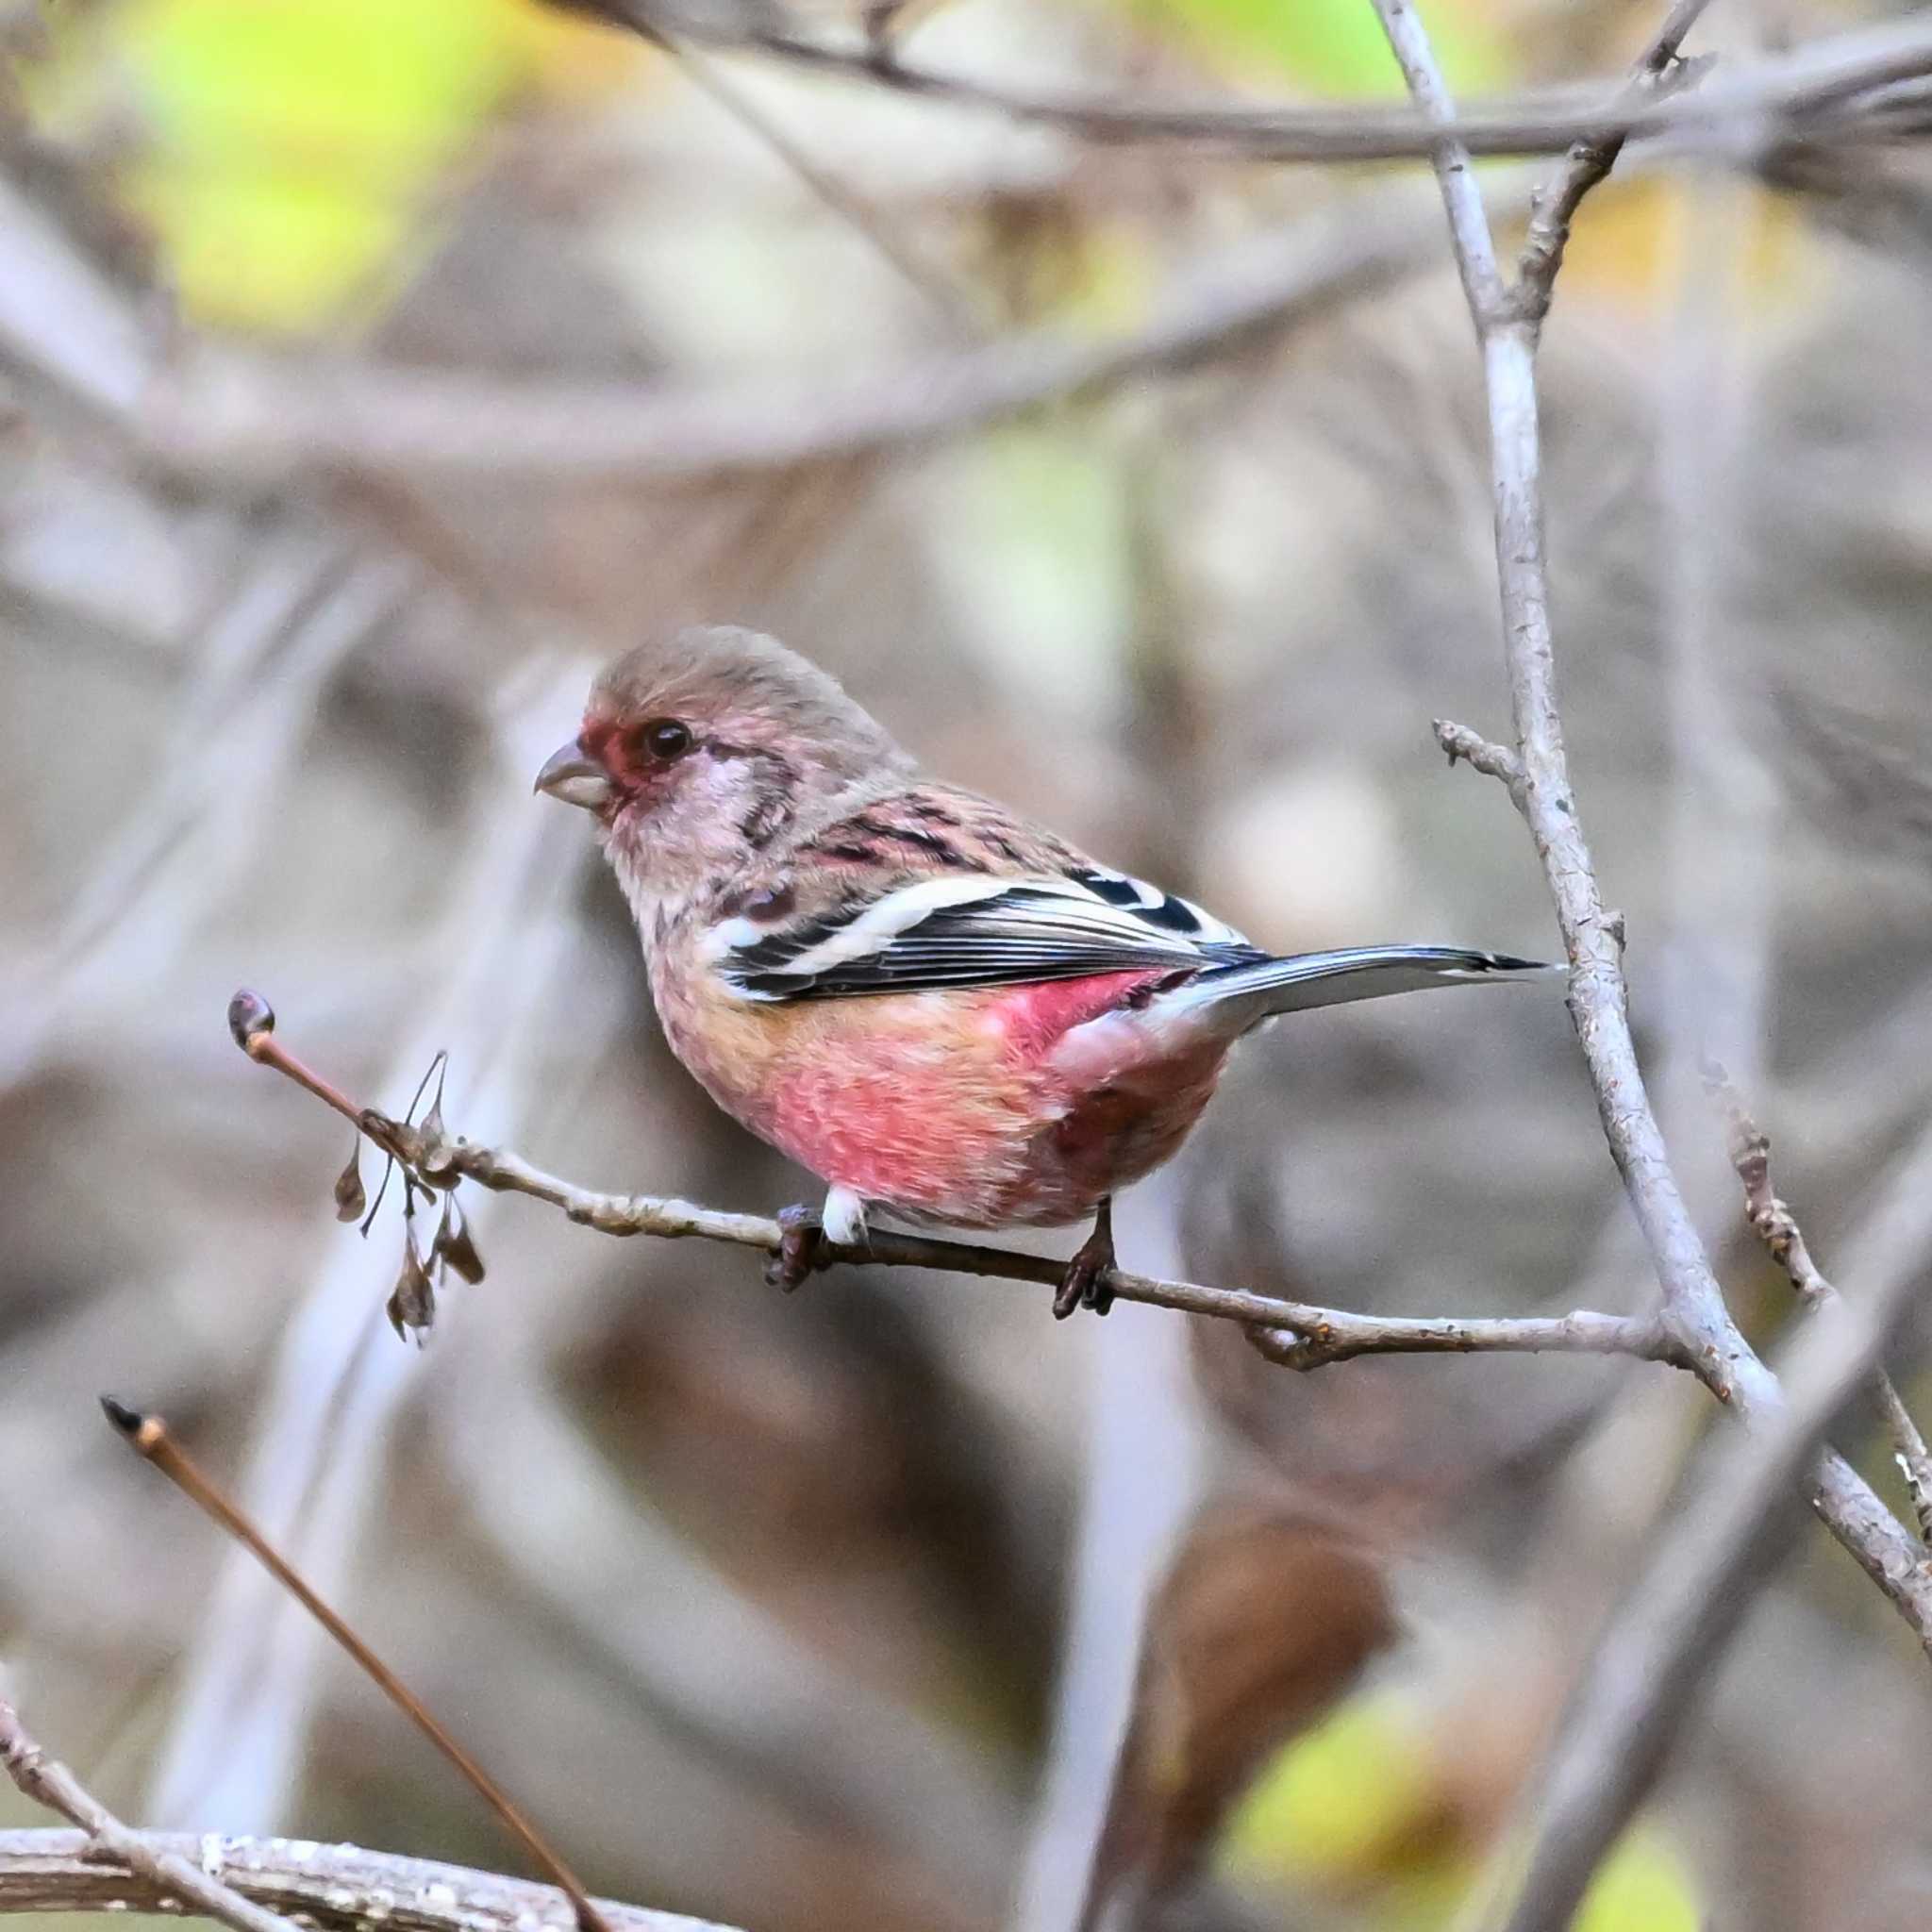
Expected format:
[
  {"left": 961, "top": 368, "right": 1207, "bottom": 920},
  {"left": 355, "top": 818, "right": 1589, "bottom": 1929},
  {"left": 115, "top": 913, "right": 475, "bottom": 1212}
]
[{"left": 99, "top": 1401, "right": 616, "bottom": 1932}]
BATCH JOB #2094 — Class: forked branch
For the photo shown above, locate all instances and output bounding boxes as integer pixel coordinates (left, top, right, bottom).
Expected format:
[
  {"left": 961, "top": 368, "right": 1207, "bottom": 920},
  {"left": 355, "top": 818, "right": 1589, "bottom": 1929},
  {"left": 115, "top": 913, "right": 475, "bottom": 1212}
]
[
  {"left": 0, "top": 1703, "right": 295, "bottom": 1932},
  {"left": 1369, "top": 0, "right": 1931, "bottom": 1631},
  {"left": 1366, "top": 0, "right": 1932, "bottom": 1922},
  {"left": 1705, "top": 1064, "right": 1932, "bottom": 1540}
]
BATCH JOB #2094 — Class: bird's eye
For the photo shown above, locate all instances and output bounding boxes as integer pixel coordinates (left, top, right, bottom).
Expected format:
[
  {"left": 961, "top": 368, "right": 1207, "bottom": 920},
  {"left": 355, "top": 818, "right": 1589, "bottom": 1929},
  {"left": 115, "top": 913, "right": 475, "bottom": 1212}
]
[{"left": 634, "top": 717, "right": 693, "bottom": 762}]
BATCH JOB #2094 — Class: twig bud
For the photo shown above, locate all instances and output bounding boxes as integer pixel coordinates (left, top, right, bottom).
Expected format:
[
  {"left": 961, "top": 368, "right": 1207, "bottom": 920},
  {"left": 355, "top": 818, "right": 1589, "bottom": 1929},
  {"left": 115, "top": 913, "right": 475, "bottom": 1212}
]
[{"left": 227, "top": 988, "right": 275, "bottom": 1049}]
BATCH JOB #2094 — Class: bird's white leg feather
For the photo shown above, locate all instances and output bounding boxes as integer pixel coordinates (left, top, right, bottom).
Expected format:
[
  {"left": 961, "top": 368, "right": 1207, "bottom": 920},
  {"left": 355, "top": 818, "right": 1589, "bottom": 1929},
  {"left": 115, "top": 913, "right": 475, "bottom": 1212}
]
[{"left": 822, "top": 1183, "right": 869, "bottom": 1246}]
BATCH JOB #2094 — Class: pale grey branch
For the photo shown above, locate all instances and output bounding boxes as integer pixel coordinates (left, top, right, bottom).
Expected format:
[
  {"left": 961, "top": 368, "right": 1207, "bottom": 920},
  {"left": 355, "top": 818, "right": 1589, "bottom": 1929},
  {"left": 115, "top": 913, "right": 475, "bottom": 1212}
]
[
  {"left": 1493, "top": 1212, "right": 1932, "bottom": 1932},
  {"left": 1370, "top": 0, "right": 1932, "bottom": 1919},
  {"left": 1248, "top": 1307, "right": 1676, "bottom": 1371},
  {"left": 0, "top": 1706, "right": 296, "bottom": 1932},
  {"left": 1433, "top": 716, "right": 1525, "bottom": 799},
  {"left": 1514, "top": 0, "right": 1717, "bottom": 323},
  {"left": 1378, "top": 0, "right": 1932, "bottom": 1647},
  {"left": 0, "top": 1831, "right": 737, "bottom": 1932},
  {"left": 1707, "top": 1065, "right": 1932, "bottom": 1541}
]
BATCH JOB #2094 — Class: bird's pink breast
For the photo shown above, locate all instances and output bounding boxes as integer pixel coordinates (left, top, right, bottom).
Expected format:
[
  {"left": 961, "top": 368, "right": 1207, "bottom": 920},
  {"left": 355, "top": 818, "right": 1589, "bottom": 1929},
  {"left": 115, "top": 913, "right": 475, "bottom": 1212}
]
[{"left": 739, "top": 970, "right": 1227, "bottom": 1228}]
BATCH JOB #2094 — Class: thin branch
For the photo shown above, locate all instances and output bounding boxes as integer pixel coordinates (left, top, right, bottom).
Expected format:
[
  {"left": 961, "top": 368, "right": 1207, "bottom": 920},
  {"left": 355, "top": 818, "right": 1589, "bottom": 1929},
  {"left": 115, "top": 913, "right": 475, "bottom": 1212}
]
[
  {"left": 0, "top": 1707, "right": 297, "bottom": 1932},
  {"left": 1489, "top": 1191, "right": 1932, "bottom": 1932},
  {"left": 1367, "top": 0, "right": 1507, "bottom": 325},
  {"left": 1248, "top": 1307, "right": 1675, "bottom": 1371},
  {"left": 1377, "top": 0, "right": 1932, "bottom": 1648},
  {"left": 98, "top": 1401, "right": 615, "bottom": 1932},
  {"left": 229, "top": 986, "right": 1673, "bottom": 1367},
  {"left": 1433, "top": 716, "right": 1525, "bottom": 803},
  {"left": 0, "top": 1830, "right": 738, "bottom": 1932},
  {"left": 1367, "top": 0, "right": 1932, "bottom": 1919},
  {"left": 1705, "top": 1065, "right": 1932, "bottom": 1541},
  {"left": 563, "top": 5, "right": 1932, "bottom": 168},
  {"left": 1514, "top": 0, "right": 1717, "bottom": 324}
]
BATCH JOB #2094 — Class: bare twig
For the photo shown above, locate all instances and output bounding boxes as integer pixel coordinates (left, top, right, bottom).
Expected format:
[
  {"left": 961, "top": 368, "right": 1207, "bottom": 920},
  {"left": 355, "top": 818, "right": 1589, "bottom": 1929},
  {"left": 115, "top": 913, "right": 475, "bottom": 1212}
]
[
  {"left": 0, "top": 1707, "right": 296, "bottom": 1932},
  {"left": 1367, "top": 0, "right": 1932, "bottom": 1919},
  {"left": 1369, "top": 0, "right": 1507, "bottom": 324},
  {"left": 1433, "top": 716, "right": 1524, "bottom": 797},
  {"left": 1248, "top": 1307, "right": 1673, "bottom": 1371},
  {"left": 0, "top": 1830, "right": 737, "bottom": 1932},
  {"left": 564, "top": 5, "right": 1932, "bottom": 168},
  {"left": 228, "top": 986, "right": 1677, "bottom": 1367},
  {"left": 1514, "top": 0, "right": 1717, "bottom": 324},
  {"left": 101, "top": 1401, "right": 616, "bottom": 1932},
  {"left": 1705, "top": 1066, "right": 1932, "bottom": 1541},
  {"left": 1373, "top": 0, "right": 1932, "bottom": 1649},
  {"left": 1487, "top": 1197, "right": 1932, "bottom": 1932}
]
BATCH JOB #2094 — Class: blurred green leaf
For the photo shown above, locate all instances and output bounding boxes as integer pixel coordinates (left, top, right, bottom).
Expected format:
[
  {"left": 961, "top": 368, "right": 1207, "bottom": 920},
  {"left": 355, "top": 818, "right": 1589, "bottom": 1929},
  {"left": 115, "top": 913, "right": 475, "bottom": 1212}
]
[
  {"left": 1221, "top": 1690, "right": 1702, "bottom": 1932},
  {"left": 102, "top": 0, "right": 597, "bottom": 329},
  {"left": 1576, "top": 1829, "right": 1701, "bottom": 1932},
  {"left": 1221, "top": 1690, "right": 1436, "bottom": 1875},
  {"left": 1130, "top": 0, "right": 1513, "bottom": 96}
]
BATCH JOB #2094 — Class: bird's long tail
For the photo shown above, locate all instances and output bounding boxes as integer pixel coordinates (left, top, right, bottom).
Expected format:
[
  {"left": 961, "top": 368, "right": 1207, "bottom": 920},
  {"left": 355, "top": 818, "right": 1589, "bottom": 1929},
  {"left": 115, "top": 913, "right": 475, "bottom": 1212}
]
[{"left": 1158, "top": 944, "right": 1559, "bottom": 1033}]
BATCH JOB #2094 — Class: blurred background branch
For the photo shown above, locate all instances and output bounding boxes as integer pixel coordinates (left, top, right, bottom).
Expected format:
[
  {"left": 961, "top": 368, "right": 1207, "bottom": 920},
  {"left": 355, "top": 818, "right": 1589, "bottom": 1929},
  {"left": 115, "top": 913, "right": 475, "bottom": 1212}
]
[{"left": 567, "top": 2, "right": 1932, "bottom": 165}]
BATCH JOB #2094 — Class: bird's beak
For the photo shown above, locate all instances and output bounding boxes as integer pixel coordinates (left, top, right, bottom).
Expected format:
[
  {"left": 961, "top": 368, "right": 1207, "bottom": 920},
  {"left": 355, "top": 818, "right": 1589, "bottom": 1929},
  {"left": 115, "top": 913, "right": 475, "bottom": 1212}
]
[{"left": 534, "top": 741, "right": 614, "bottom": 812}]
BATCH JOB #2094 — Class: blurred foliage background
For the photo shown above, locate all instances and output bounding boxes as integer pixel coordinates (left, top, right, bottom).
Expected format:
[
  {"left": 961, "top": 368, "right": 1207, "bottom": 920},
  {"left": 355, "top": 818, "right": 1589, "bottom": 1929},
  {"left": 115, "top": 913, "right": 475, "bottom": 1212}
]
[{"left": 4, "top": 1, "right": 1932, "bottom": 1929}]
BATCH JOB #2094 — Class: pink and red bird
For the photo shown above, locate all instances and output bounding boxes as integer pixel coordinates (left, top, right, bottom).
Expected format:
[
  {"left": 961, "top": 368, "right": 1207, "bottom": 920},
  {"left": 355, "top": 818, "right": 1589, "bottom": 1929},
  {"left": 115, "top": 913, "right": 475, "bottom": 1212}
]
[{"left": 537, "top": 626, "right": 1551, "bottom": 1313}]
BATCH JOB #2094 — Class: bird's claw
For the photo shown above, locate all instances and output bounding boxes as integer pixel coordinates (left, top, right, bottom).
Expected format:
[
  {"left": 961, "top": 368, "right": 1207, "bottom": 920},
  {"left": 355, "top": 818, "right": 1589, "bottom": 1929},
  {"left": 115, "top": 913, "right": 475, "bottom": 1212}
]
[
  {"left": 765, "top": 1205, "right": 828, "bottom": 1293},
  {"left": 1054, "top": 1207, "right": 1117, "bottom": 1320}
]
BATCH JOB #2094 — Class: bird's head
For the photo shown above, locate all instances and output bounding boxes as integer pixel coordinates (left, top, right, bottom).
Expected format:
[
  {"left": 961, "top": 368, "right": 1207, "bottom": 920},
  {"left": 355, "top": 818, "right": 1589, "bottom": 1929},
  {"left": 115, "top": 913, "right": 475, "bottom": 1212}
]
[{"left": 535, "top": 625, "right": 912, "bottom": 900}]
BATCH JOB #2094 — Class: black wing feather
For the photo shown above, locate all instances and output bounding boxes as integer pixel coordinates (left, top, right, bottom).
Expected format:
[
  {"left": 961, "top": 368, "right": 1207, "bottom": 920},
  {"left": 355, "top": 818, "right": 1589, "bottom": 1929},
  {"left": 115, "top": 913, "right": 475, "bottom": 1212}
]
[{"left": 722, "top": 877, "right": 1263, "bottom": 1001}]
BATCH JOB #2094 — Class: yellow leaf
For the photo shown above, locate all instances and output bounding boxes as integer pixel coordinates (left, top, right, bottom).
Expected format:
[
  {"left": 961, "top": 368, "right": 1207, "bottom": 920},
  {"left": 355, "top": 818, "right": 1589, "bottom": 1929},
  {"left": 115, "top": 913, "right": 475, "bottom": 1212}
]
[
  {"left": 1220, "top": 1690, "right": 1436, "bottom": 1878},
  {"left": 97, "top": 0, "right": 620, "bottom": 331},
  {"left": 1575, "top": 1829, "right": 1702, "bottom": 1932}
]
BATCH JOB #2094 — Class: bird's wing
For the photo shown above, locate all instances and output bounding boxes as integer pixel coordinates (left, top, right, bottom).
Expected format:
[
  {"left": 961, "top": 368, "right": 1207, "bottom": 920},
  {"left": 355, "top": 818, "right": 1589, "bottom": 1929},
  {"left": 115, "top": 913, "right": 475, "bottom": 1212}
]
[{"left": 709, "top": 865, "right": 1265, "bottom": 1001}]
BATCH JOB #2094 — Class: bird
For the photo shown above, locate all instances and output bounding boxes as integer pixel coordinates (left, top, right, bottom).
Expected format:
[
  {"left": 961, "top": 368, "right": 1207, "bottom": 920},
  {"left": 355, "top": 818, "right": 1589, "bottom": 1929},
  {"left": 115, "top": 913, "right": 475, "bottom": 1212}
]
[{"left": 535, "top": 625, "right": 1555, "bottom": 1316}]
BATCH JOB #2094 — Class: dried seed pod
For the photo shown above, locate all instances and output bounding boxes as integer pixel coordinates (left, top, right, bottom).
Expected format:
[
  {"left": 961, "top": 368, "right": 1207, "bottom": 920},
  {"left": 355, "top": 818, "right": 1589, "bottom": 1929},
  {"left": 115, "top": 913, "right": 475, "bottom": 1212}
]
[
  {"left": 333, "top": 1135, "right": 367, "bottom": 1224},
  {"left": 432, "top": 1194, "right": 486, "bottom": 1285},
  {"left": 409, "top": 1050, "right": 455, "bottom": 1179},
  {"left": 388, "top": 1230, "right": 437, "bottom": 1343}
]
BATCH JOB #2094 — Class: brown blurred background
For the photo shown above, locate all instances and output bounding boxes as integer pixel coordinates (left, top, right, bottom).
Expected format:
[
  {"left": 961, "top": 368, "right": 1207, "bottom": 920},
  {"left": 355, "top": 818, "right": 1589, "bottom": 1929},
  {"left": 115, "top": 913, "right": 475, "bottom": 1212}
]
[{"left": 6, "top": 2, "right": 1932, "bottom": 1928}]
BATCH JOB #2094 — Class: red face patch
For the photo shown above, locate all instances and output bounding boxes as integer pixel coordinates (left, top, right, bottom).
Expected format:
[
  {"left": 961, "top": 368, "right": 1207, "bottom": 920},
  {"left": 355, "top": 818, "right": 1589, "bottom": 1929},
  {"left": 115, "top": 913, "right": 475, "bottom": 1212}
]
[{"left": 582, "top": 710, "right": 694, "bottom": 808}]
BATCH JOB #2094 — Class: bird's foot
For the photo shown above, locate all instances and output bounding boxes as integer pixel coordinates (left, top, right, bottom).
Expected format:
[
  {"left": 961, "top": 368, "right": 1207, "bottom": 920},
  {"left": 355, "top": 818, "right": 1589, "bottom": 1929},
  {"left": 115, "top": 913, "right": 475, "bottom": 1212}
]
[
  {"left": 1054, "top": 1200, "right": 1117, "bottom": 1320},
  {"left": 765, "top": 1204, "right": 828, "bottom": 1293}
]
